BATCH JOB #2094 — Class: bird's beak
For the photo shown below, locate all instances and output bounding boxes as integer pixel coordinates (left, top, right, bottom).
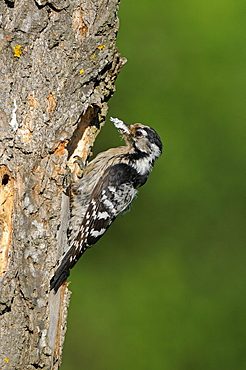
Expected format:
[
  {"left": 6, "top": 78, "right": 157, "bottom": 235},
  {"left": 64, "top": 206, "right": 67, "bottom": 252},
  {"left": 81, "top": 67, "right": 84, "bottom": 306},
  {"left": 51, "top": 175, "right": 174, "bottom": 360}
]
[{"left": 110, "top": 117, "right": 131, "bottom": 136}]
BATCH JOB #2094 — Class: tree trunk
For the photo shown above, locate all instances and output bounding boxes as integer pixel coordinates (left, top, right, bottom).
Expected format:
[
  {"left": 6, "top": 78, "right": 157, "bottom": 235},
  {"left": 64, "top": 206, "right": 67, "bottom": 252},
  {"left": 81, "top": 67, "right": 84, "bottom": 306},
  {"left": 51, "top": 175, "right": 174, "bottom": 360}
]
[{"left": 0, "top": 0, "right": 124, "bottom": 368}]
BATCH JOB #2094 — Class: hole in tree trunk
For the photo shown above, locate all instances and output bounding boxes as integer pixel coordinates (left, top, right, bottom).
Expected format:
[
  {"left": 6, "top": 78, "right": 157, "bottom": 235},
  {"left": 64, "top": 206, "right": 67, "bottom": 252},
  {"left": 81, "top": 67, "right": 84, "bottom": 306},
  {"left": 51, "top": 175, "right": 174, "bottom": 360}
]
[
  {"left": 4, "top": 0, "right": 14, "bottom": 8},
  {"left": 67, "top": 104, "right": 101, "bottom": 159},
  {"left": 2, "top": 174, "right": 9, "bottom": 186}
]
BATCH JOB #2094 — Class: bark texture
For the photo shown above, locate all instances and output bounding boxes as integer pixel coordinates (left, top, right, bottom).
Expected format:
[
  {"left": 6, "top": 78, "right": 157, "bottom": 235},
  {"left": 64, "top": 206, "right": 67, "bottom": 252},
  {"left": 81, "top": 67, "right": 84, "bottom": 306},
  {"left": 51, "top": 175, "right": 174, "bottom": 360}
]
[{"left": 0, "top": 0, "right": 124, "bottom": 368}]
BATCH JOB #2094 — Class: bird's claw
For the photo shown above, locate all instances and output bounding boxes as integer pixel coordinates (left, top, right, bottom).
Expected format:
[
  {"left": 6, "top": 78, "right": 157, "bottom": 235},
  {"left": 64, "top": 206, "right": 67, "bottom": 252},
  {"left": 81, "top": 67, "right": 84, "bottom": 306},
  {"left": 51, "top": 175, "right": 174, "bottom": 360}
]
[{"left": 73, "top": 156, "right": 86, "bottom": 178}]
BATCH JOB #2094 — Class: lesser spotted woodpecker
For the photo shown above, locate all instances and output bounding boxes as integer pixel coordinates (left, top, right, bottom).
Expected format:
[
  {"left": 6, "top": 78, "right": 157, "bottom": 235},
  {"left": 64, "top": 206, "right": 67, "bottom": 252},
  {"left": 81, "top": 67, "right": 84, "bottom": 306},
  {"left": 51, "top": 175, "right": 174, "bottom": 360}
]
[{"left": 50, "top": 117, "right": 162, "bottom": 292}]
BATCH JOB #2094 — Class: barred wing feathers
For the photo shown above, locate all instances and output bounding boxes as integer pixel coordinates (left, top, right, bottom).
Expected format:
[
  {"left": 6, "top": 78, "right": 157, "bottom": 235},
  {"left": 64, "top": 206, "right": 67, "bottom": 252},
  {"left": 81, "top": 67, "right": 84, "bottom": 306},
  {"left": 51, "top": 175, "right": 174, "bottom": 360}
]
[{"left": 50, "top": 163, "right": 137, "bottom": 292}]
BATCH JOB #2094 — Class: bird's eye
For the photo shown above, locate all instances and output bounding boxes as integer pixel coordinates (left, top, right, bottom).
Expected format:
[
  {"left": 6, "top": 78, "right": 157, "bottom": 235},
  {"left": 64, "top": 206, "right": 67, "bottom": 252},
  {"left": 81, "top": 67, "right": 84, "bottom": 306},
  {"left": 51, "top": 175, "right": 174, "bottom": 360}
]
[{"left": 135, "top": 130, "right": 143, "bottom": 137}]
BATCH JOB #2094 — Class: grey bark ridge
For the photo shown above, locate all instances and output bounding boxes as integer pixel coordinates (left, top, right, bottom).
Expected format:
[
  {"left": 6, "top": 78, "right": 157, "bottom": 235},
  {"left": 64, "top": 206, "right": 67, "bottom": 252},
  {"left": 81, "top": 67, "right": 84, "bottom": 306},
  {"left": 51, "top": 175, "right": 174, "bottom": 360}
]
[{"left": 0, "top": 0, "right": 125, "bottom": 368}]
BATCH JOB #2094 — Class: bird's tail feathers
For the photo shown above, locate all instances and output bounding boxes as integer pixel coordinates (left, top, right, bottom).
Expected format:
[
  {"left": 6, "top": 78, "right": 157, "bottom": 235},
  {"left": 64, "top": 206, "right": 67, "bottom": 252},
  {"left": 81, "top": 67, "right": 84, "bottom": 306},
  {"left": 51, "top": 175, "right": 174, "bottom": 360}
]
[{"left": 50, "top": 247, "right": 73, "bottom": 293}]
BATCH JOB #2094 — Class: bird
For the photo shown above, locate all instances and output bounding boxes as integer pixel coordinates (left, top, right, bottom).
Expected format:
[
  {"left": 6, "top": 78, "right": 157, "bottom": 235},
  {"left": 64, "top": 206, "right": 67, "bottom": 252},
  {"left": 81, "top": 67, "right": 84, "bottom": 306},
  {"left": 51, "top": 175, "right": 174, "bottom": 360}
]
[{"left": 50, "top": 117, "right": 162, "bottom": 292}]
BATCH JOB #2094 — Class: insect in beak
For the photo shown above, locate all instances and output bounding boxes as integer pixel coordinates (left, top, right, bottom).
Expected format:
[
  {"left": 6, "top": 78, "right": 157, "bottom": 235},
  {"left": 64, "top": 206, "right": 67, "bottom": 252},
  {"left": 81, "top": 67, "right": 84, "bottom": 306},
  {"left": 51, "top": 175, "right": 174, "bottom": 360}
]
[{"left": 110, "top": 117, "right": 131, "bottom": 136}]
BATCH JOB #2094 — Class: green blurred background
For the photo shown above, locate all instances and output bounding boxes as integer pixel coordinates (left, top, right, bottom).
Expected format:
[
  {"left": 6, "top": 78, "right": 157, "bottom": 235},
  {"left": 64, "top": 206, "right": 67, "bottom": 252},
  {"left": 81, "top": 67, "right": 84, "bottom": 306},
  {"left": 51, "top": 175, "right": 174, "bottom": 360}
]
[{"left": 61, "top": 1, "right": 245, "bottom": 369}]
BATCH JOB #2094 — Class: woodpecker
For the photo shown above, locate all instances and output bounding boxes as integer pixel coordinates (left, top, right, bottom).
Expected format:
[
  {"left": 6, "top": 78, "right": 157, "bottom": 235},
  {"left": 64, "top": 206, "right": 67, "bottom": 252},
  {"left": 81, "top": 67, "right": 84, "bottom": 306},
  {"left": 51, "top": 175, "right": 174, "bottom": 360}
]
[{"left": 50, "top": 117, "right": 162, "bottom": 292}]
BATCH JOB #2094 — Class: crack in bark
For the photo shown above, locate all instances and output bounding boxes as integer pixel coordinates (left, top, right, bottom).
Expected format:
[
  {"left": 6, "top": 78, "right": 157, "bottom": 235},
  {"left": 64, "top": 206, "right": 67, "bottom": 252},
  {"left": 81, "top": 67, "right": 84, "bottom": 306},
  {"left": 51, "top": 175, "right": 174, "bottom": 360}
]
[
  {"left": 0, "top": 303, "right": 12, "bottom": 315},
  {"left": 0, "top": 295, "right": 14, "bottom": 315},
  {"left": 35, "top": 0, "right": 67, "bottom": 12}
]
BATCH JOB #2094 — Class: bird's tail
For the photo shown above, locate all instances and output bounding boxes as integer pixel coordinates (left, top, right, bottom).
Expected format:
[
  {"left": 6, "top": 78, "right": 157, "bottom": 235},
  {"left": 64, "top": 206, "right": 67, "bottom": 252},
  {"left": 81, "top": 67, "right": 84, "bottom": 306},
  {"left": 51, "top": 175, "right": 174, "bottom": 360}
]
[
  {"left": 50, "top": 238, "right": 88, "bottom": 293},
  {"left": 50, "top": 250, "right": 71, "bottom": 293},
  {"left": 50, "top": 244, "right": 83, "bottom": 293}
]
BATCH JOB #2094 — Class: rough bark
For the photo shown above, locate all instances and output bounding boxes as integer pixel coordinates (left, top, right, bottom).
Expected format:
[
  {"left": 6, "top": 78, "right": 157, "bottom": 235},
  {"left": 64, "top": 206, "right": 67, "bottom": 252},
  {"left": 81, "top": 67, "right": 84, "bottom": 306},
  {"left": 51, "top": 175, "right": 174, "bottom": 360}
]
[{"left": 0, "top": 0, "right": 124, "bottom": 368}]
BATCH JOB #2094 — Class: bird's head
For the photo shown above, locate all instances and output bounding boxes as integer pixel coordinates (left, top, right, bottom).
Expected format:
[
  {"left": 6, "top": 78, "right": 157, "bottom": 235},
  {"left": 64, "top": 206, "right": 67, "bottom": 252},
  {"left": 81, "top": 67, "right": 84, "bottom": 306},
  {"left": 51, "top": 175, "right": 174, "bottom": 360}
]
[{"left": 110, "top": 117, "right": 162, "bottom": 160}]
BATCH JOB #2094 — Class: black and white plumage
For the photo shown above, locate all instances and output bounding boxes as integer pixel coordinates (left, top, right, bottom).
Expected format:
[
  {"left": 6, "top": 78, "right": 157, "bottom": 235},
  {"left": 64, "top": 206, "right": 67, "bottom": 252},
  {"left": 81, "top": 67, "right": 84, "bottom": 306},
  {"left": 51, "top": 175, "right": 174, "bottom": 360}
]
[{"left": 50, "top": 117, "right": 162, "bottom": 292}]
